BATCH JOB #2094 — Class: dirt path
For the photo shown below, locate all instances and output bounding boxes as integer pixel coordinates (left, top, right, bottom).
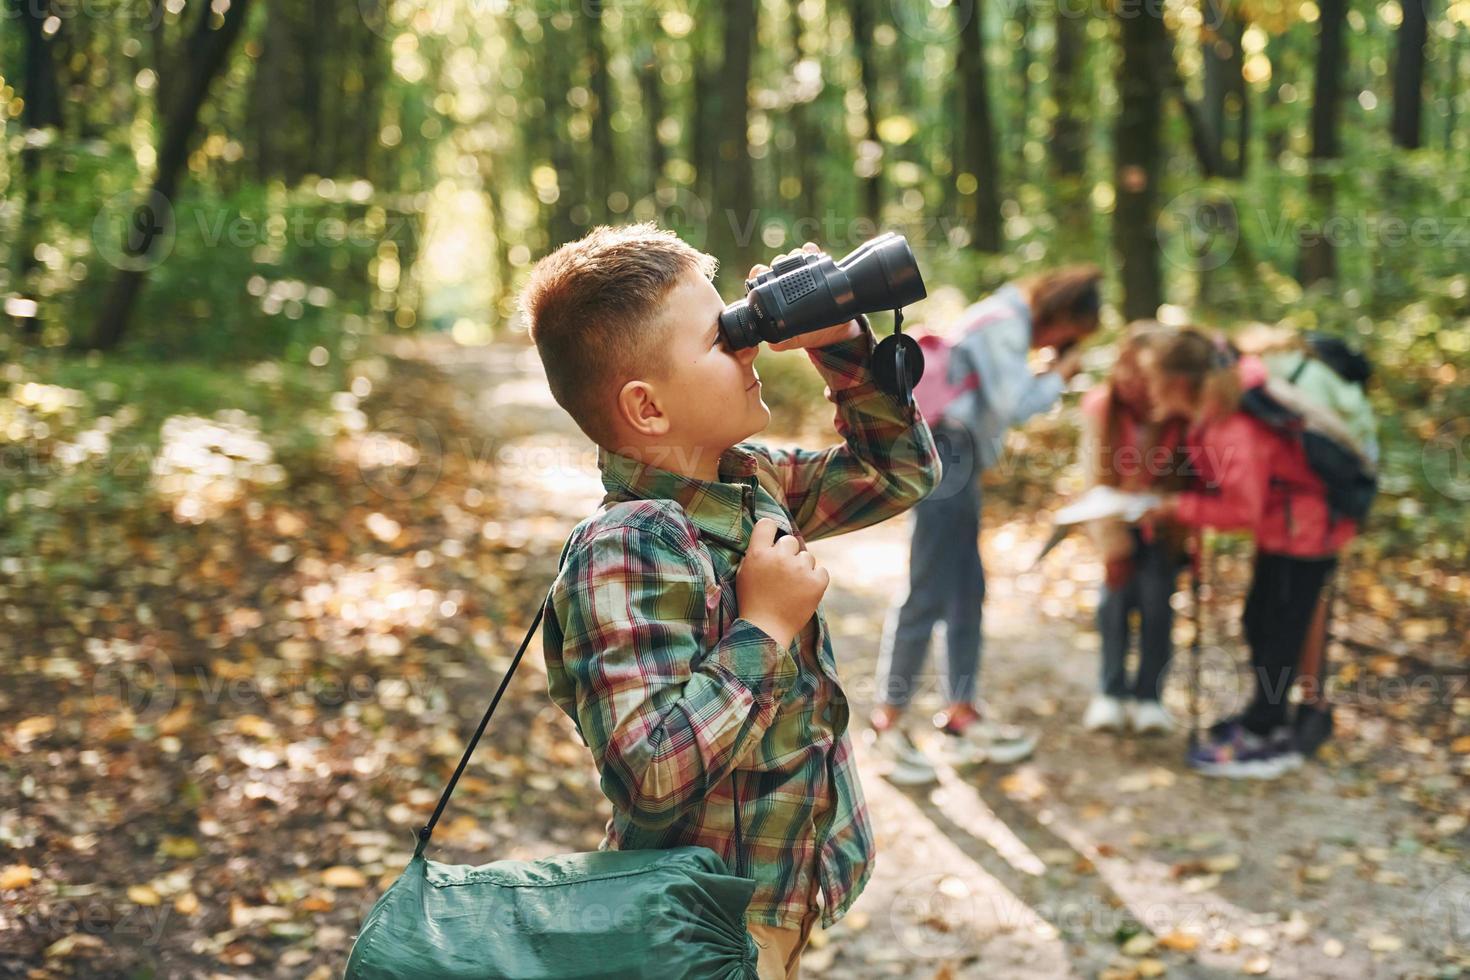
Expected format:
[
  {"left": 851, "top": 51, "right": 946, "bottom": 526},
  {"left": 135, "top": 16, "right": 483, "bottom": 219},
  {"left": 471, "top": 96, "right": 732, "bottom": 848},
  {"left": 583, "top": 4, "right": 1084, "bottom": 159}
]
[{"left": 424, "top": 336, "right": 1465, "bottom": 980}]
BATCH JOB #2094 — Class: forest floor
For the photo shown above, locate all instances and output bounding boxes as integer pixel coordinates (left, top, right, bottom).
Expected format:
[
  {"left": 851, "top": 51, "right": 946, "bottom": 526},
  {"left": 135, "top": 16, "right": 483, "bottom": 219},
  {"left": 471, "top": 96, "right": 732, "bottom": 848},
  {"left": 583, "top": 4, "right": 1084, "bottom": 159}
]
[{"left": 1, "top": 337, "right": 1466, "bottom": 979}]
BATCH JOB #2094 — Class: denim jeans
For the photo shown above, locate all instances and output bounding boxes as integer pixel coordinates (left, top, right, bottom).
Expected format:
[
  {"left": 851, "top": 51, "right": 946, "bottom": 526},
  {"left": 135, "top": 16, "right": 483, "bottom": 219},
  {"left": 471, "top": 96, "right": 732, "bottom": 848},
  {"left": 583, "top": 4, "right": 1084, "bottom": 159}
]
[
  {"left": 876, "top": 419, "right": 983, "bottom": 709},
  {"left": 1097, "top": 532, "right": 1182, "bottom": 702}
]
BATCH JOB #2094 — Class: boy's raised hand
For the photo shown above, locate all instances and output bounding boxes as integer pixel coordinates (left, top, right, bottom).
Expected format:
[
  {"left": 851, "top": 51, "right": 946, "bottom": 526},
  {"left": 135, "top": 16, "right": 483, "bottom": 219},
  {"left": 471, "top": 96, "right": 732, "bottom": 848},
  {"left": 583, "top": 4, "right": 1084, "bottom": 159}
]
[
  {"left": 736, "top": 518, "right": 829, "bottom": 649},
  {"left": 751, "top": 242, "right": 863, "bottom": 352}
]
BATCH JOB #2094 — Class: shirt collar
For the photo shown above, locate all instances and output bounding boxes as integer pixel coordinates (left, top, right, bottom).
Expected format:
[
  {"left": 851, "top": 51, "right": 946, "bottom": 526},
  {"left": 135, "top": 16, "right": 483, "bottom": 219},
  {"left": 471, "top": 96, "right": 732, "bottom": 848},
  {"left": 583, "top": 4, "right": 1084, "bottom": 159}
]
[{"left": 597, "top": 444, "right": 762, "bottom": 546}]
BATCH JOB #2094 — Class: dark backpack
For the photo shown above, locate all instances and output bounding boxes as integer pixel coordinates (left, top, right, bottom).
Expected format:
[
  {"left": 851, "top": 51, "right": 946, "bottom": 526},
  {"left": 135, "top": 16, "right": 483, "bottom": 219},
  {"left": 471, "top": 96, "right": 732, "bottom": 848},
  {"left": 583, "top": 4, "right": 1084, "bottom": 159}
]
[{"left": 1239, "top": 370, "right": 1378, "bottom": 524}]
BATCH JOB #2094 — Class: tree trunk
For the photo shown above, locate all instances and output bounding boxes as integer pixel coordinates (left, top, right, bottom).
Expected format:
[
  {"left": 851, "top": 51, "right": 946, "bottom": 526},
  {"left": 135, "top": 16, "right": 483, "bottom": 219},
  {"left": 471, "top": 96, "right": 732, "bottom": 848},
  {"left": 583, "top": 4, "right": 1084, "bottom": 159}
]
[
  {"left": 10, "top": 0, "right": 65, "bottom": 339},
  {"left": 90, "top": 0, "right": 256, "bottom": 350},
  {"left": 1299, "top": 0, "right": 1347, "bottom": 285},
  {"left": 691, "top": 10, "right": 721, "bottom": 210},
  {"left": 1050, "top": 4, "right": 1087, "bottom": 180},
  {"left": 1012, "top": 1, "right": 1032, "bottom": 169},
  {"left": 787, "top": 3, "right": 819, "bottom": 221},
  {"left": 1390, "top": 0, "right": 1430, "bottom": 148},
  {"left": 958, "top": 0, "right": 1002, "bottom": 252},
  {"left": 849, "top": 0, "right": 883, "bottom": 223},
  {"left": 1262, "top": 32, "right": 1289, "bottom": 164},
  {"left": 1114, "top": 0, "right": 1166, "bottom": 320},
  {"left": 1202, "top": 2, "right": 1248, "bottom": 175},
  {"left": 637, "top": 46, "right": 667, "bottom": 193},
  {"left": 712, "top": 0, "right": 758, "bottom": 271},
  {"left": 584, "top": 2, "right": 615, "bottom": 223}
]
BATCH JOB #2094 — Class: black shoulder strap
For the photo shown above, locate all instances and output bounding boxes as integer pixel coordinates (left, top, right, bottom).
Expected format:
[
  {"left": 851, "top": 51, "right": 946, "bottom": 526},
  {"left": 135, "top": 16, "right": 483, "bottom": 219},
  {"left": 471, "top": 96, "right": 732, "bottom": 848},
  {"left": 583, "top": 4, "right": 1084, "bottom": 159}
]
[{"left": 415, "top": 598, "right": 549, "bottom": 858}]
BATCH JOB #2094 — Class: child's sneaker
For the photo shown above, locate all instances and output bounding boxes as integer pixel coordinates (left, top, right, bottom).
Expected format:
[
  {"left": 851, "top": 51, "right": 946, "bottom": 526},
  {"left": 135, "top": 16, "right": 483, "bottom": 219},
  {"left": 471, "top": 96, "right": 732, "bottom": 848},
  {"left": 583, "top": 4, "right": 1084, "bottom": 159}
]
[
  {"left": 1083, "top": 694, "right": 1127, "bottom": 732},
  {"left": 865, "top": 727, "right": 938, "bottom": 786},
  {"left": 936, "top": 716, "right": 1037, "bottom": 766},
  {"left": 1187, "top": 722, "right": 1302, "bottom": 779},
  {"left": 1129, "top": 700, "right": 1172, "bottom": 735}
]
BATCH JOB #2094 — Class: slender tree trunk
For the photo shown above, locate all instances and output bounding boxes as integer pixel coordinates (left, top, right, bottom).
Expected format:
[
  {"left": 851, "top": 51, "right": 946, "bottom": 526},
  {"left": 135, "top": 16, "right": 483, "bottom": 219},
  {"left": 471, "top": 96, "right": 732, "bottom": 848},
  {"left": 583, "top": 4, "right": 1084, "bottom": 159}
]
[
  {"left": 1263, "top": 33, "right": 1288, "bottom": 164},
  {"left": 712, "top": 0, "right": 758, "bottom": 270},
  {"left": 541, "top": 18, "right": 577, "bottom": 247},
  {"left": 691, "top": 9, "right": 721, "bottom": 209},
  {"left": 637, "top": 46, "right": 667, "bottom": 193},
  {"left": 958, "top": 0, "right": 1002, "bottom": 252},
  {"left": 1391, "top": 0, "right": 1430, "bottom": 148},
  {"left": 585, "top": 2, "right": 615, "bottom": 223},
  {"left": 1447, "top": 32, "right": 1463, "bottom": 152},
  {"left": 1299, "top": 0, "right": 1346, "bottom": 285},
  {"left": 90, "top": 0, "right": 256, "bottom": 350},
  {"left": 849, "top": 0, "right": 883, "bottom": 223},
  {"left": 1203, "top": 3, "right": 1248, "bottom": 175},
  {"left": 1050, "top": 6, "right": 1087, "bottom": 181},
  {"left": 1012, "top": 1, "right": 1032, "bottom": 169},
  {"left": 1114, "top": 0, "right": 1166, "bottom": 319},
  {"left": 11, "top": 0, "right": 64, "bottom": 339},
  {"left": 788, "top": 3, "right": 819, "bottom": 222}
]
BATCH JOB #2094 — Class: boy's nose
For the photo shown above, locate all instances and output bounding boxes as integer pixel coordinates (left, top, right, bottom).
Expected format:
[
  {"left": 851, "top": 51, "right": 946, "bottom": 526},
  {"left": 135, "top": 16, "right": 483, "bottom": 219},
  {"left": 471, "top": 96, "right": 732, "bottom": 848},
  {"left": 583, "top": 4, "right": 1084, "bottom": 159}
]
[{"left": 735, "top": 343, "right": 759, "bottom": 366}]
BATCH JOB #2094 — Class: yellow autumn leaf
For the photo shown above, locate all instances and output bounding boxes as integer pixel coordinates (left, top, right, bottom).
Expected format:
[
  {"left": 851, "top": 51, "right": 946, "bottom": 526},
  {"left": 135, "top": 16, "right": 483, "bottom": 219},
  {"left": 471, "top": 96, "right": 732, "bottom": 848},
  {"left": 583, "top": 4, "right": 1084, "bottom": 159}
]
[
  {"left": 158, "top": 835, "right": 200, "bottom": 859},
  {"left": 1205, "top": 853, "right": 1242, "bottom": 874},
  {"left": 0, "top": 864, "right": 35, "bottom": 890},
  {"left": 322, "top": 866, "right": 368, "bottom": 888},
  {"left": 1157, "top": 930, "right": 1200, "bottom": 952},
  {"left": 127, "top": 884, "right": 162, "bottom": 906}
]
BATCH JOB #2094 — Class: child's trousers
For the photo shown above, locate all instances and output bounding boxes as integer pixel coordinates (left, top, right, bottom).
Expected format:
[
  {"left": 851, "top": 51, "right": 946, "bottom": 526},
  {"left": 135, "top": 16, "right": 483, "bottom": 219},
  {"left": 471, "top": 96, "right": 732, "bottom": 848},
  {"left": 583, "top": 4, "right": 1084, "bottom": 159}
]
[
  {"left": 747, "top": 911, "right": 819, "bottom": 979},
  {"left": 1239, "top": 551, "right": 1338, "bottom": 734},
  {"left": 1097, "top": 533, "right": 1181, "bottom": 702},
  {"left": 876, "top": 418, "right": 984, "bottom": 709}
]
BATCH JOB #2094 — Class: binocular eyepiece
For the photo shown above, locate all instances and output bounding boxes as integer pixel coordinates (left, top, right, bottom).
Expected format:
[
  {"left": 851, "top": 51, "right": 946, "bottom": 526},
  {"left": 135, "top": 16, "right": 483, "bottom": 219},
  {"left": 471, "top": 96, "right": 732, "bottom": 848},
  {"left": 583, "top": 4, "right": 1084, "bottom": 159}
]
[{"left": 717, "top": 232, "right": 928, "bottom": 350}]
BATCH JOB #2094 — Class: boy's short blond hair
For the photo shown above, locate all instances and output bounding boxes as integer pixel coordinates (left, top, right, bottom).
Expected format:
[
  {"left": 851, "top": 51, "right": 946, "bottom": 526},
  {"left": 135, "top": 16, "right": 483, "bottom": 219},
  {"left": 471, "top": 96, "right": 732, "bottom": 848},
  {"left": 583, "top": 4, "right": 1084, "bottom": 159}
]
[{"left": 520, "top": 223, "right": 719, "bottom": 448}]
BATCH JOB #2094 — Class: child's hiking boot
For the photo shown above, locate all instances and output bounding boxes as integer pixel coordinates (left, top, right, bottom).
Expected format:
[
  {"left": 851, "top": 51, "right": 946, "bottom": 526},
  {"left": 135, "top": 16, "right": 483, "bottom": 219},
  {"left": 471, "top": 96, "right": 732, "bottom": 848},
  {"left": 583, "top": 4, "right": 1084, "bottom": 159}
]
[{"left": 1187, "top": 721, "right": 1302, "bottom": 779}]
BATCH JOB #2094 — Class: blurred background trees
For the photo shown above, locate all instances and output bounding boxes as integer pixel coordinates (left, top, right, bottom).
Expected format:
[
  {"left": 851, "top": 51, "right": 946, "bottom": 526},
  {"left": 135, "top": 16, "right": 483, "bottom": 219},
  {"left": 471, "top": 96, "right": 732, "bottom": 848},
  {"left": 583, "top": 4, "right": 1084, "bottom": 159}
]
[{"left": 1, "top": 0, "right": 1468, "bottom": 575}]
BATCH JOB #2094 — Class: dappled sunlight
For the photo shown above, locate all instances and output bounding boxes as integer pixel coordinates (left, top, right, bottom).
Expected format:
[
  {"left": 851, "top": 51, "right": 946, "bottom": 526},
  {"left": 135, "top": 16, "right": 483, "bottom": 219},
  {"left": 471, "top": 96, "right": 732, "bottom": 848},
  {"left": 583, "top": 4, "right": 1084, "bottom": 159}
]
[
  {"left": 288, "top": 552, "right": 456, "bottom": 658},
  {"left": 151, "top": 411, "right": 284, "bottom": 524}
]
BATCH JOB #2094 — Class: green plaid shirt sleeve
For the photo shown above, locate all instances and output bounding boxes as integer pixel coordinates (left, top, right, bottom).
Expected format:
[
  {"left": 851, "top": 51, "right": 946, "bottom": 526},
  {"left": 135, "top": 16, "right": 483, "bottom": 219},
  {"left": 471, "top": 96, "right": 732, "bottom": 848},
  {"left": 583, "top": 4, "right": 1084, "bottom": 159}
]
[
  {"left": 752, "top": 317, "right": 942, "bottom": 540},
  {"left": 547, "top": 523, "right": 797, "bottom": 830}
]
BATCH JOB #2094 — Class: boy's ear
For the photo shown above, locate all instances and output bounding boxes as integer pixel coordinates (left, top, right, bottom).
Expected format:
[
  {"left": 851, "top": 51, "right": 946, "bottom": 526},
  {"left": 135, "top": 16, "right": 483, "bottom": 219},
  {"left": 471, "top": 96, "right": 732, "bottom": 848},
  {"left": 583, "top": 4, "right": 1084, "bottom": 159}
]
[{"left": 617, "top": 379, "right": 671, "bottom": 438}]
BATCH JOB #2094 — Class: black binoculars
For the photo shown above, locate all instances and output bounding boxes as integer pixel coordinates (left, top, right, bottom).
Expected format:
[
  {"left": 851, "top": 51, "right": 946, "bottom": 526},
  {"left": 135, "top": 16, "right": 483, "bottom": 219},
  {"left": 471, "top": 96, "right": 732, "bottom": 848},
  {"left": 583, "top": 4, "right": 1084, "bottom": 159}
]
[{"left": 718, "top": 232, "right": 929, "bottom": 404}]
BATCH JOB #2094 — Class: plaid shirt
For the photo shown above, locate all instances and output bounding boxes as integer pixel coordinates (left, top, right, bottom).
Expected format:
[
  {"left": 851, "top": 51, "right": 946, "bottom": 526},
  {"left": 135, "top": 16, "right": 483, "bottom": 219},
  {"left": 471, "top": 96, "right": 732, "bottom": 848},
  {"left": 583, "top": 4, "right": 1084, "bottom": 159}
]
[{"left": 542, "top": 319, "right": 940, "bottom": 929}]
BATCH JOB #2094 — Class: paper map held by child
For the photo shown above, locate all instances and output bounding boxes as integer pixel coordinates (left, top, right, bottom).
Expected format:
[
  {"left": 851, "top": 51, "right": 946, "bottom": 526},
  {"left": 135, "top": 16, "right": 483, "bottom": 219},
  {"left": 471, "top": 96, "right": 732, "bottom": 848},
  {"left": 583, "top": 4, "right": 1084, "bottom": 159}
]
[{"left": 1052, "top": 485, "right": 1163, "bottom": 526}]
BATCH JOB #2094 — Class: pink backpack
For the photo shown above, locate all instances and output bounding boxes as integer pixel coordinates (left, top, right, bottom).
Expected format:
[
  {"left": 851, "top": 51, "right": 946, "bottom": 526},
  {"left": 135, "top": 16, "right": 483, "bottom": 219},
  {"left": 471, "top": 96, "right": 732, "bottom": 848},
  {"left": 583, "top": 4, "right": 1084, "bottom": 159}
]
[{"left": 911, "top": 333, "right": 977, "bottom": 423}]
